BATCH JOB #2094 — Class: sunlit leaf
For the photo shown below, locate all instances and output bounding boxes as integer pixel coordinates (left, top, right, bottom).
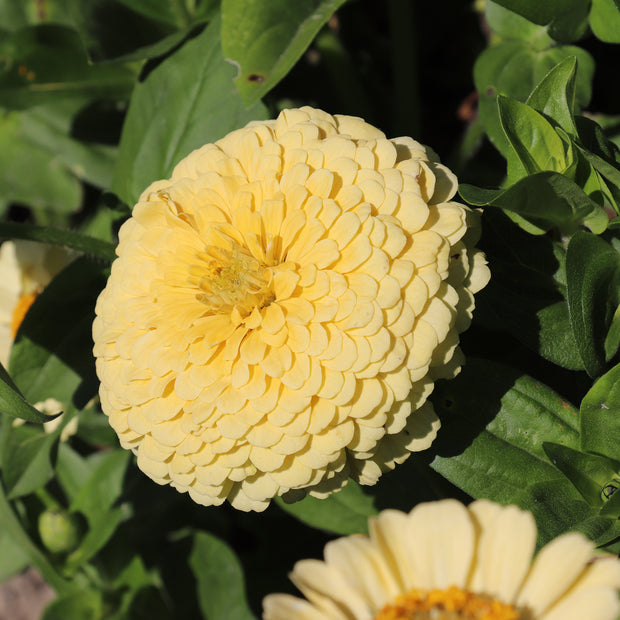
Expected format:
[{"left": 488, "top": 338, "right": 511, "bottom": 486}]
[
  {"left": 221, "top": 0, "right": 347, "bottom": 107},
  {"left": 111, "top": 15, "right": 268, "bottom": 206}
]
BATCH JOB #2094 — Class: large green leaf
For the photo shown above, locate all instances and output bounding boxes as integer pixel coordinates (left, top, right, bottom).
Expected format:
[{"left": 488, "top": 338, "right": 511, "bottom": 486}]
[
  {"left": 0, "top": 0, "right": 75, "bottom": 30},
  {"left": 189, "top": 531, "right": 257, "bottom": 620},
  {"left": 566, "top": 232, "right": 620, "bottom": 378},
  {"left": 111, "top": 15, "right": 268, "bottom": 206},
  {"left": 221, "top": 0, "right": 347, "bottom": 107},
  {"left": 590, "top": 0, "right": 620, "bottom": 42},
  {"left": 0, "top": 25, "right": 136, "bottom": 109},
  {"left": 429, "top": 358, "right": 618, "bottom": 544},
  {"left": 467, "top": 209, "right": 584, "bottom": 369},
  {"left": 8, "top": 257, "right": 109, "bottom": 409},
  {"left": 277, "top": 480, "right": 377, "bottom": 535},
  {"left": 490, "top": 0, "right": 590, "bottom": 42},
  {"left": 485, "top": 1, "right": 554, "bottom": 42},
  {"left": 581, "top": 363, "right": 620, "bottom": 462}
]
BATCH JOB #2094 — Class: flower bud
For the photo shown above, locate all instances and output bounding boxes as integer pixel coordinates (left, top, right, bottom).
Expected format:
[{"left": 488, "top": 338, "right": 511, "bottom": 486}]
[{"left": 38, "top": 509, "right": 83, "bottom": 554}]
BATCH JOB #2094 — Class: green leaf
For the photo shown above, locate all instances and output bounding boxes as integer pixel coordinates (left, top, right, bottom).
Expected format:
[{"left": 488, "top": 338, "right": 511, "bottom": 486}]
[
  {"left": 526, "top": 56, "right": 578, "bottom": 135},
  {"left": 221, "top": 0, "right": 347, "bottom": 107},
  {"left": 8, "top": 257, "right": 109, "bottom": 408},
  {"left": 41, "top": 589, "right": 104, "bottom": 620},
  {"left": 0, "top": 109, "right": 81, "bottom": 214},
  {"left": 19, "top": 102, "right": 118, "bottom": 190},
  {"left": 64, "top": 449, "right": 131, "bottom": 572},
  {"left": 189, "top": 531, "right": 257, "bottom": 620},
  {"left": 428, "top": 358, "right": 612, "bottom": 545},
  {"left": 543, "top": 442, "right": 620, "bottom": 506},
  {"left": 498, "top": 95, "right": 568, "bottom": 179},
  {"left": 581, "top": 363, "right": 620, "bottom": 462},
  {"left": 0, "top": 25, "right": 136, "bottom": 109},
  {"left": 590, "top": 0, "right": 620, "bottom": 42},
  {"left": 111, "top": 15, "right": 268, "bottom": 206},
  {"left": 566, "top": 232, "right": 620, "bottom": 377},
  {"left": 0, "top": 479, "right": 75, "bottom": 594},
  {"left": 485, "top": 1, "right": 553, "bottom": 42},
  {"left": 0, "top": 222, "right": 117, "bottom": 262},
  {"left": 69, "top": 449, "right": 130, "bottom": 522},
  {"left": 460, "top": 172, "right": 605, "bottom": 235},
  {"left": 490, "top": 0, "right": 590, "bottom": 42},
  {"left": 474, "top": 41, "right": 593, "bottom": 159},
  {"left": 2, "top": 425, "right": 59, "bottom": 498},
  {"left": 0, "top": 530, "right": 28, "bottom": 581},
  {"left": 276, "top": 480, "right": 377, "bottom": 535},
  {"left": 0, "top": 363, "right": 60, "bottom": 422}
]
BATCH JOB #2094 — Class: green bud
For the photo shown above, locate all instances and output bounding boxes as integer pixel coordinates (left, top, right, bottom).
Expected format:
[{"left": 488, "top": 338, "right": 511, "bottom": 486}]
[{"left": 38, "top": 509, "right": 83, "bottom": 554}]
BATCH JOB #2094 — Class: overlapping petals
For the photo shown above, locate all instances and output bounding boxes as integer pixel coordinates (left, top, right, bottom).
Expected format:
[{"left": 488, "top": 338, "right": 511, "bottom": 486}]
[
  {"left": 93, "top": 107, "right": 490, "bottom": 511},
  {"left": 263, "top": 499, "right": 620, "bottom": 620}
]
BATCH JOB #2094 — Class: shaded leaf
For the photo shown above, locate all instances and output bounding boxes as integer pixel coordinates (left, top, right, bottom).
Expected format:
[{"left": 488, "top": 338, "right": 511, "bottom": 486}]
[
  {"left": 276, "top": 480, "right": 377, "bottom": 535},
  {"left": 221, "top": 0, "right": 347, "bottom": 107},
  {"left": 460, "top": 171, "right": 605, "bottom": 235},
  {"left": 543, "top": 442, "right": 620, "bottom": 506},
  {"left": 566, "top": 232, "right": 620, "bottom": 377},
  {"left": 111, "top": 15, "right": 268, "bottom": 206},
  {"left": 0, "top": 25, "right": 135, "bottom": 109},
  {"left": 490, "top": 0, "right": 590, "bottom": 42},
  {"left": 41, "top": 589, "right": 103, "bottom": 620},
  {"left": 428, "top": 358, "right": 612, "bottom": 545},
  {"left": 581, "top": 362, "right": 620, "bottom": 462},
  {"left": 189, "top": 531, "right": 256, "bottom": 620}
]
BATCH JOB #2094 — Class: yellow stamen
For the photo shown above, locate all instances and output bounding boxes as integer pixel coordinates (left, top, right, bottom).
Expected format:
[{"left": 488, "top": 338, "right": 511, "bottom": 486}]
[
  {"left": 10, "top": 292, "right": 38, "bottom": 338},
  {"left": 189, "top": 240, "right": 272, "bottom": 316},
  {"left": 374, "top": 586, "right": 520, "bottom": 620}
]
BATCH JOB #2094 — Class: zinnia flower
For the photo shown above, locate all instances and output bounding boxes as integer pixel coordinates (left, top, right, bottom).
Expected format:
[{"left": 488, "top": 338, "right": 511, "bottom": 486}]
[
  {"left": 263, "top": 499, "right": 620, "bottom": 620},
  {"left": 0, "top": 240, "right": 72, "bottom": 367},
  {"left": 93, "top": 107, "right": 490, "bottom": 511}
]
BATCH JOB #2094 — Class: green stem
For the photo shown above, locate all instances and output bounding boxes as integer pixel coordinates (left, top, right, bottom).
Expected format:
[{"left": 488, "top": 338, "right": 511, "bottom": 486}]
[
  {"left": 388, "top": 0, "right": 420, "bottom": 137},
  {"left": 0, "top": 481, "right": 75, "bottom": 595},
  {"left": 35, "top": 487, "right": 60, "bottom": 511}
]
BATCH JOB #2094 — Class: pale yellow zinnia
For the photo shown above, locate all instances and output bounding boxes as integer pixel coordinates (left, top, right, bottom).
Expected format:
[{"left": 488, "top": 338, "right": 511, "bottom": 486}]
[
  {"left": 93, "top": 107, "right": 490, "bottom": 511},
  {"left": 263, "top": 499, "right": 620, "bottom": 620}
]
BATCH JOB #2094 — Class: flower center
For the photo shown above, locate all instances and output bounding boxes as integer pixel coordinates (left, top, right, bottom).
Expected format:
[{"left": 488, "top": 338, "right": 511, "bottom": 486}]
[
  {"left": 374, "top": 586, "right": 520, "bottom": 620},
  {"left": 189, "top": 239, "right": 272, "bottom": 316}
]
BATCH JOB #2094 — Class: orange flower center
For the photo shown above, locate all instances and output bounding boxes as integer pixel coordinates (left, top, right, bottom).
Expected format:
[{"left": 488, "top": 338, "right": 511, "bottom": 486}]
[
  {"left": 10, "top": 291, "right": 38, "bottom": 338},
  {"left": 189, "top": 239, "right": 272, "bottom": 316},
  {"left": 374, "top": 586, "right": 520, "bottom": 620}
]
